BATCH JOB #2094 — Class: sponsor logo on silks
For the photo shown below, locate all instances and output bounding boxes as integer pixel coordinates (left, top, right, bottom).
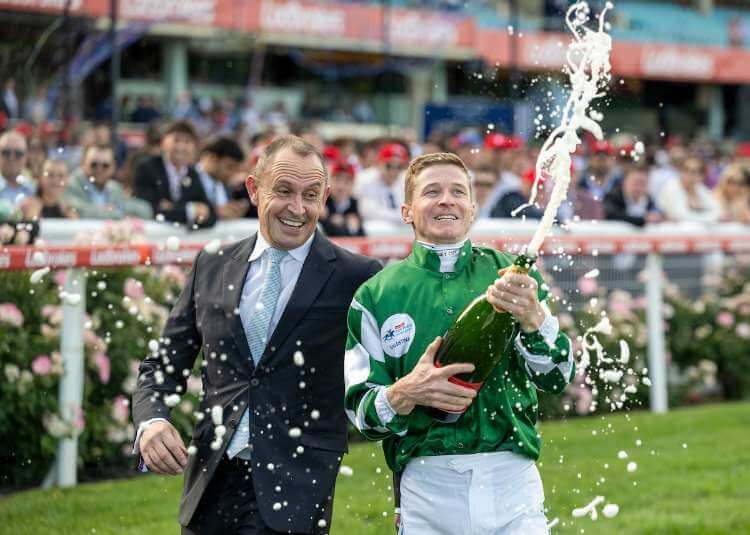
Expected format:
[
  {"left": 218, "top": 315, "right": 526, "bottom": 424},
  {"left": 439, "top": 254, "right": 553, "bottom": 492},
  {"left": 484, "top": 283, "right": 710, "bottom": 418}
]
[{"left": 380, "top": 313, "right": 416, "bottom": 358}]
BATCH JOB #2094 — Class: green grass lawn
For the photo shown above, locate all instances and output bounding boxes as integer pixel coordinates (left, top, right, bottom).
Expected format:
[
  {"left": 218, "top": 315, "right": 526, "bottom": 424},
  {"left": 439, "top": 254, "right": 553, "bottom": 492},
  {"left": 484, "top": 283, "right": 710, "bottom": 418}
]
[{"left": 1, "top": 402, "right": 748, "bottom": 534}]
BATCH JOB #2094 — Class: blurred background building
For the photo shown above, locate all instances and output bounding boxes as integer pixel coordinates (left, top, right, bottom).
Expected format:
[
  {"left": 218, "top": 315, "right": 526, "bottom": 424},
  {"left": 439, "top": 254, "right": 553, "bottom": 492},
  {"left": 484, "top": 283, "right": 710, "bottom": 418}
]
[{"left": 1, "top": 0, "right": 750, "bottom": 143}]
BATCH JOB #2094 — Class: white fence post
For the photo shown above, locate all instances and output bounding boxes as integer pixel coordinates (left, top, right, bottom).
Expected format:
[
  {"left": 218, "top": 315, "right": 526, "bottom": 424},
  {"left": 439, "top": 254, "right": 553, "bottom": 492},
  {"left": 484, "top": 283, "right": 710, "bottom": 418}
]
[
  {"left": 56, "top": 268, "right": 87, "bottom": 488},
  {"left": 645, "top": 252, "right": 668, "bottom": 413}
]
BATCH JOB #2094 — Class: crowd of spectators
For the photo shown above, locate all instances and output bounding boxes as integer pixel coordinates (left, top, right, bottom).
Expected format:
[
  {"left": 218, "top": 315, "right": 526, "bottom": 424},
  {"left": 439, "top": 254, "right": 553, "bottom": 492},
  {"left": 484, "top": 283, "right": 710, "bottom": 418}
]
[{"left": 1, "top": 107, "right": 750, "bottom": 245}]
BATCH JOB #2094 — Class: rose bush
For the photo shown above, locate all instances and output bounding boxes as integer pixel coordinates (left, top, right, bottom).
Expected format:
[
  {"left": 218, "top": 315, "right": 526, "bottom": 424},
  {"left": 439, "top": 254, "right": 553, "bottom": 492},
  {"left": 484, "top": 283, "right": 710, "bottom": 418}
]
[{"left": 0, "top": 263, "right": 199, "bottom": 488}]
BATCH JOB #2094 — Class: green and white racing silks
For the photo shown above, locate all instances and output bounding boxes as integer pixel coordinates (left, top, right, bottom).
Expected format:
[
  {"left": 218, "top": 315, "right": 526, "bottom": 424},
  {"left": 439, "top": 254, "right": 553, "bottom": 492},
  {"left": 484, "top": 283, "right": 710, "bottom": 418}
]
[{"left": 344, "top": 240, "right": 574, "bottom": 473}]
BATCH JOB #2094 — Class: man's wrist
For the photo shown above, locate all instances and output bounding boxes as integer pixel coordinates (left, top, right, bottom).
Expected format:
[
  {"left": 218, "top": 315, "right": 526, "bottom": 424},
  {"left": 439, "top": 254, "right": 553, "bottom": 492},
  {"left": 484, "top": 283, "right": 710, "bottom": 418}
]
[
  {"left": 520, "top": 304, "right": 545, "bottom": 333},
  {"left": 386, "top": 382, "right": 415, "bottom": 415}
]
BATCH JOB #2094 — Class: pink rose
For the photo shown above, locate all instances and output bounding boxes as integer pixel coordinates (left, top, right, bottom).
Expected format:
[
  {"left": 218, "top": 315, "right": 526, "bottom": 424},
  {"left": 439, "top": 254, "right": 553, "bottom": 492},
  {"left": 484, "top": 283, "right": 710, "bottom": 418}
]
[
  {"left": 53, "top": 270, "right": 67, "bottom": 287},
  {"left": 160, "top": 265, "right": 187, "bottom": 287},
  {"left": 93, "top": 352, "right": 111, "bottom": 384},
  {"left": 112, "top": 395, "right": 130, "bottom": 424},
  {"left": 0, "top": 303, "right": 24, "bottom": 327},
  {"left": 575, "top": 386, "right": 593, "bottom": 415},
  {"left": 577, "top": 276, "right": 598, "bottom": 296},
  {"left": 123, "top": 278, "right": 145, "bottom": 300},
  {"left": 717, "top": 311, "right": 734, "bottom": 328},
  {"left": 74, "top": 407, "right": 86, "bottom": 433},
  {"left": 31, "top": 355, "right": 52, "bottom": 376}
]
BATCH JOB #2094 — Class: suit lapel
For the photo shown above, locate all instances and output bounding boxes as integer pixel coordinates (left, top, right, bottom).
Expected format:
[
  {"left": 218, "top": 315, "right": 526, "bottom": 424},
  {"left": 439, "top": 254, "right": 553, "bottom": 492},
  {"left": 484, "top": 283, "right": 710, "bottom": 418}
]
[
  {"left": 222, "top": 235, "right": 257, "bottom": 375},
  {"left": 259, "top": 231, "right": 336, "bottom": 368},
  {"left": 153, "top": 157, "right": 172, "bottom": 200}
]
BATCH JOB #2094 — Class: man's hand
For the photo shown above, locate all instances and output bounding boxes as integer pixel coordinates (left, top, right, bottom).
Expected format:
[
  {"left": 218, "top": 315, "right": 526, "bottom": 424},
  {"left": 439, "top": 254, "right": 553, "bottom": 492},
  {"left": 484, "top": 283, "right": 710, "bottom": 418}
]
[
  {"left": 487, "top": 270, "right": 544, "bottom": 333},
  {"left": 192, "top": 202, "right": 211, "bottom": 223},
  {"left": 139, "top": 420, "right": 188, "bottom": 475},
  {"left": 386, "top": 336, "right": 477, "bottom": 415}
]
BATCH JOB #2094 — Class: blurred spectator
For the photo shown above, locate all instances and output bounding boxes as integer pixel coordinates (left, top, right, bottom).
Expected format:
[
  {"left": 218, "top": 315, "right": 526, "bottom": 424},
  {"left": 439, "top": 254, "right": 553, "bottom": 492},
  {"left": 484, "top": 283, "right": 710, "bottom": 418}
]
[
  {"left": 0, "top": 131, "right": 34, "bottom": 206},
  {"left": 64, "top": 144, "right": 152, "bottom": 220},
  {"left": 92, "top": 122, "right": 127, "bottom": 167},
  {"left": 579, "top": 140, "right": 618, "bottom": 201},
  {"left": 264, "top": 101, "right": 289, "bottom": 133},
  {"left": 26, "top": 137, "right": 48, "bottom": 182},
  {"left": 119, "top": 120, "right": 162, "bottom": 192},
  {"left": 131, "top": 96, "right": 162, "bottom": 124},
  {"left": 604, "top": 163, "right": 662, "bottom": 227},
  {"left": 134, "top": 120, "right": 215, "bottom": 228},
  {"left": 657, "top": 154, "right": 720, "bottom": 223},
  {"left": 2, "top": 78, "right": 19, "bottom": 120},
  {"left": 24, "top": 85, "right": 49, "bottom": 124},
  {"left": 20, "top": 158, "right": 76, "bottom": 220},
  {"left": 470, "top": 165, "right": 499, "bottom": 218},
  {"left": 239, "top": 96, "right": 262, "bottom": 136},
  {"left": 649, "top": 143, "right": 686, "bottom": 199},
  {"left": 195, "top": 136, "right": 249, "bottom": 220},
  {"left": 355, "top": 142, "right": 409, "bottom": 225},
  {"left": 320, "top": 162, "right": 364, "bottom": 237},
  {"left": 173, "top": 91, "right": 195, "bottom": 120},
  {"left": 714, "top": 164, "right": 750, "bottom": 224},
  {"left": 490, "top": 167, "right": 545, "bottom": 220}
]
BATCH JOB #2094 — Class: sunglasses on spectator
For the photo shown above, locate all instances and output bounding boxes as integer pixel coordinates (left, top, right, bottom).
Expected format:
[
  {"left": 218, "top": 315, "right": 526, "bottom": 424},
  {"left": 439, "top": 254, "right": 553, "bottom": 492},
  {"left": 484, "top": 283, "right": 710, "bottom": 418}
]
[
  {"left": 89, "top": 161, "right": 112, "bottom": 170},
  {"left": 385, "top": 163, "right": 404, "bottom": 171},
  {"left": 1, "top": 149, "right": 25, "bottom": 159},
  {"left": 683, "top": 166, "right": 703, "bottom": 174},
  {"left": 474, "top": 181, "right": 495, "bottom": 189}
]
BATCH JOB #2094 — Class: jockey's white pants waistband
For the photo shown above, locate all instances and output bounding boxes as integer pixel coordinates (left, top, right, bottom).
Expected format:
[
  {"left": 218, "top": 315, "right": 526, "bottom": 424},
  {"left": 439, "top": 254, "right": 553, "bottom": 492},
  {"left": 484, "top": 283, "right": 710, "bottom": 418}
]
[{"left": 399, "top": 450, "right": 548, "bottom": 535}]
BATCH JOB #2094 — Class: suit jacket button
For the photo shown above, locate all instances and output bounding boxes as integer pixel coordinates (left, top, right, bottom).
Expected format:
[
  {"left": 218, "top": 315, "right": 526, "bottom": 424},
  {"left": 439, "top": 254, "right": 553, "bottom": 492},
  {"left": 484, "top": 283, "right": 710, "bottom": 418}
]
[{"left": 250, "top": 378, "right": 260, "bottom": 387}]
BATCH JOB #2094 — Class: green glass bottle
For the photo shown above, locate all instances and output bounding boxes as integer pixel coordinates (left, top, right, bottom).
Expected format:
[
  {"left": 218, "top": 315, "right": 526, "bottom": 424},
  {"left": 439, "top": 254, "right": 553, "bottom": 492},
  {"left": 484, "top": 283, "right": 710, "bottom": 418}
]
[{"left": 426, "top": 253, "right": 536, "bottom": 424}]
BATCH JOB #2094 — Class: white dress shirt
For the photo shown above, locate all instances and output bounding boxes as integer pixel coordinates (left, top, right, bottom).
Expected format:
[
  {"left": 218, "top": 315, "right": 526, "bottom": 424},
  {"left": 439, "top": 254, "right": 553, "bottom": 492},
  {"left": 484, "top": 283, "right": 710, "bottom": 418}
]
[
  {"left": 134, "top": 231, "right": 315, "bottom": 464},
  {"left": 196, "top": 163, "right": 228, "bottom": 207},
  {"left": 354, "top": 172, "right": 406, "bottom": 225}
]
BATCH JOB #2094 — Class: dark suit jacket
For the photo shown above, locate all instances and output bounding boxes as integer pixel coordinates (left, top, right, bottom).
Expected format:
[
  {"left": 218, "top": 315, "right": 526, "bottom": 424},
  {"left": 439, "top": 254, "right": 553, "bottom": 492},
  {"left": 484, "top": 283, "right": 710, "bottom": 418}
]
[
  {"left": 133, "top": 155, "right": 216, "bottom": 227},
  {"left": 320, "top": 197, "right": 365, "bottom": 237},
  {"left": 603, "top": 183, "right": 657, "bottom": 227},
  {"left": 132, "top": 230, "right": 381, "bottom": 533}
]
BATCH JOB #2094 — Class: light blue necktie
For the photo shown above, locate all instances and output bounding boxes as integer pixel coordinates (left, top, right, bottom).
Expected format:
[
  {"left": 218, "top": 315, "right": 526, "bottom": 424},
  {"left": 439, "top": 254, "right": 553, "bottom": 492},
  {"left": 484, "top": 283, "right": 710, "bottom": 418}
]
[{"left": 227, "top": 247, "right": 287, "bottom": 458}]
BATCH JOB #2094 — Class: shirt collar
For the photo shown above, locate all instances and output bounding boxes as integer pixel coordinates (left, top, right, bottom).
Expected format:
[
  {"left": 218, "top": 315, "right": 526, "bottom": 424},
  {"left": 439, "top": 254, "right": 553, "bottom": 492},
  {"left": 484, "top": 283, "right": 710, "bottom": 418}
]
[
  {"left": 163, "top": 156, "right": 186, "bottom": 178},
  {"left": 409, "top": 239, "right": 472, "bottom": 274},
  {"left": 250, "top": 230, "right": 315, "bottom": 264}
]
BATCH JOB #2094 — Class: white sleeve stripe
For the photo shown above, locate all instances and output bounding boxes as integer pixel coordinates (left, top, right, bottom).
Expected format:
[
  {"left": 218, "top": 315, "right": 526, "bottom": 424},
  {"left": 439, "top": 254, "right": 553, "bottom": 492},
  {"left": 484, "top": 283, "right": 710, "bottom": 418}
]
[
  {"left": 344, "top": 343, "right": 371, "bottom": 394},
  {"left": 515, "top": 336, "right": 556, "bottom": 373},
  {"left": 355, "top": 395, "right": 371, "bottom": 431},
  {"left": 515, "top": 333, "right": 574, "bottom": 378},
  {"left": 352, "top": 298, "right": 384, "bottom": 363}
]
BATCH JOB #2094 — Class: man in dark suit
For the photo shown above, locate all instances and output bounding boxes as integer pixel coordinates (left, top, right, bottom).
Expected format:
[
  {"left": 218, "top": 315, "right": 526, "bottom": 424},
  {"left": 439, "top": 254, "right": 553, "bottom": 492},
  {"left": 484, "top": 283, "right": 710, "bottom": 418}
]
[
  {"left": 132, "top": 135, "right": 381, "bottom": 534},
  {"left": 134, "top": 120, "right": 216, "bottom": 228},
  {"left": 604, "top": 162, "right": 662, "bottom": 227}
]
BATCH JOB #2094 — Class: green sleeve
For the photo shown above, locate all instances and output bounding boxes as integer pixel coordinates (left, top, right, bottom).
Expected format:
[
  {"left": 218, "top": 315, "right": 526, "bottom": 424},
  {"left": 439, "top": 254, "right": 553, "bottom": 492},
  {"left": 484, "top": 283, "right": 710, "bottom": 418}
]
[
  {"left": 516, "top": 326, "right": 574, "bottom": 394},
  {"left": 517, "top": 264, "right": 574, "bottom": 394},
  {"left": 344, "top": 286, "right": 410, "bottom": 441}
]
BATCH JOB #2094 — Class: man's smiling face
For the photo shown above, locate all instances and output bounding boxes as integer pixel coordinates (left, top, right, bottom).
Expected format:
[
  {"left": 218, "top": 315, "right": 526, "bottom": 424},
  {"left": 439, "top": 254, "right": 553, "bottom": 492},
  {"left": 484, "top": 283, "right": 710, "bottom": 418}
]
[
  {"left": 402, "top": 163, "right": 475, "bottom": 245},
  {"left": 247, "top": 146, "right": 330, "bottom": 250}
]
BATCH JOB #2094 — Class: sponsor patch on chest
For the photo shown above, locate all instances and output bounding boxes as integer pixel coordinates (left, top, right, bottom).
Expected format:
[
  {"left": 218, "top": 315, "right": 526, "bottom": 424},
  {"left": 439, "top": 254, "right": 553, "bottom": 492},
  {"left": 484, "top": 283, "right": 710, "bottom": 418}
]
[{"left": 380, "top": 313, "right": 416, "bottom": 358}]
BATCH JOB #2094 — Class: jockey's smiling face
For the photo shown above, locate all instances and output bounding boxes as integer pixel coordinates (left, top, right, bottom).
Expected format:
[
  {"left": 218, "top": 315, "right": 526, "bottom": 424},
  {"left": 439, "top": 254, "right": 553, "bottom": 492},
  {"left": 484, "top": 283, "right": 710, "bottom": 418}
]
[{"left": 402, "top": 163, "right": 475, "bottom": 245}]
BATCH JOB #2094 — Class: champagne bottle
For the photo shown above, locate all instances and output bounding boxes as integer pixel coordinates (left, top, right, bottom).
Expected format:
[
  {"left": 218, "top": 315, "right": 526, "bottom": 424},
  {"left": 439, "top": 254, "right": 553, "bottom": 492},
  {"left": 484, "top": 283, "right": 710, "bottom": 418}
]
[{"left": 426, "top": 253, "right": 536, "bottom": 424}]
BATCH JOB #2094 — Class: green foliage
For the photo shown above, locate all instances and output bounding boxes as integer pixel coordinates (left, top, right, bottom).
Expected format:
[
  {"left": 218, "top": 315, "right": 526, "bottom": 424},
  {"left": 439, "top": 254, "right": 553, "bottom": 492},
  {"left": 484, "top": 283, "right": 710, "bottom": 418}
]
[
  {"left": 0, "top": 265, "right": 197, "bottom": 488},
  {"left": 666, "top": 259, "right": 750, "bottom": 400}
]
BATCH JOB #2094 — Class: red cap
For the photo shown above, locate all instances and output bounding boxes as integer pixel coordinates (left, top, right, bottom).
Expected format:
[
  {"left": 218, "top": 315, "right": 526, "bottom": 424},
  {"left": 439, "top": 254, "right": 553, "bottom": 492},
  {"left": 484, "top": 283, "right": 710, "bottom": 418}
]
[
  {"left": 378, "top": 143, "right": 409, "bottom": 164},
  {"left": 484, "top": 133, "right": 524, "bottom": 150},
  {"left": 736, "top": 142, "right": 750, "bottom": 158},
  {"left": 522, "top": 167, "right": 540, "bottom": 184},
  {"left": 330, "top": 162, "right": 355, "bottom": 177},
  {"left": 591, "top": 140, "right": 613, "bottom": 155},
  {"left": 323, "top": 145, "right": 341, "bottom": 162}
]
